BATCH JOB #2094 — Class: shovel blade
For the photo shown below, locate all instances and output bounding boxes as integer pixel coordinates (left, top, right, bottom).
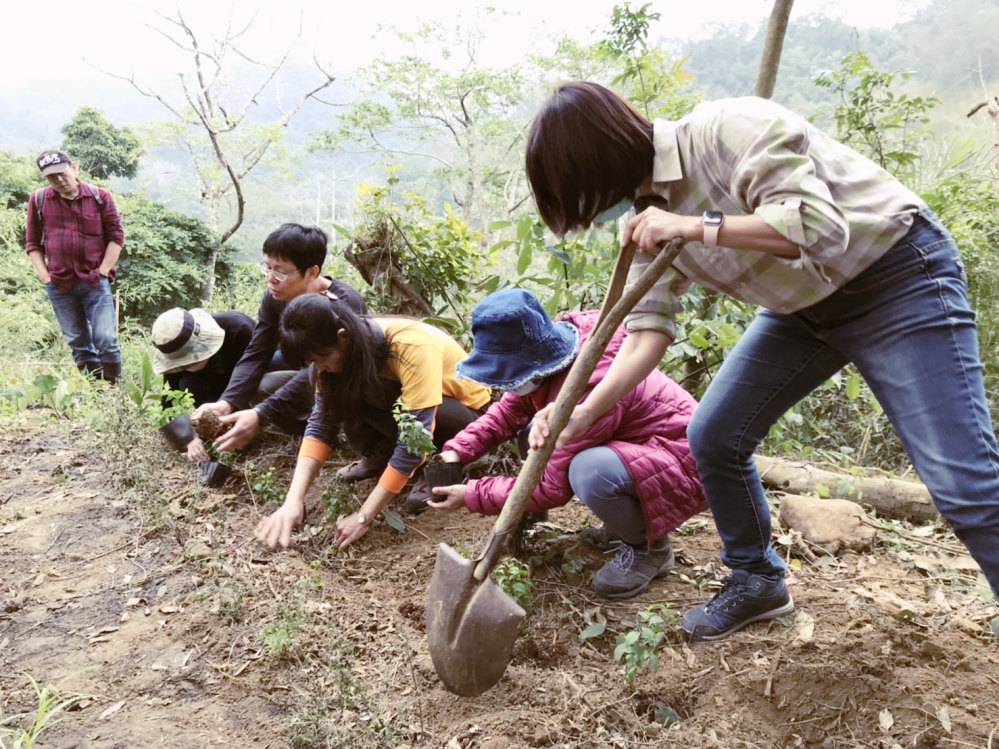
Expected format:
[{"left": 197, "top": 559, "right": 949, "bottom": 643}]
[{"left": 426, "top": 543, "right": 525, "bottom": 697}]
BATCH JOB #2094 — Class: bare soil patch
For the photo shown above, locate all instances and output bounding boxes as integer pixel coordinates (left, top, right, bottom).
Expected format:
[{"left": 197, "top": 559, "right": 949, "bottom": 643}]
[{"left": 2, "top": 422, "right": 998, "bottom": 749}]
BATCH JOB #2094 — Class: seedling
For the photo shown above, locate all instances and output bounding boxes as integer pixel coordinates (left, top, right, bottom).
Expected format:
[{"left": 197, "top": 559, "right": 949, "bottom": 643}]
[
  {"left": 321, "top": 480, "right": 358, "bottom": 523},
  {"left": 491, "top": 557, "right": 533, "bottom": 611},
  {"left": 392, "top": 398, "right": 435, "bottom": 458},
  {"left": 244, "top": 463, "right": 285, "bottom": 504},
  {"left": 614, "top": 603, "right": 677, "bottom": 683},
  {"left": 260, "top": 604, "right": 302, "bottom": 658}
]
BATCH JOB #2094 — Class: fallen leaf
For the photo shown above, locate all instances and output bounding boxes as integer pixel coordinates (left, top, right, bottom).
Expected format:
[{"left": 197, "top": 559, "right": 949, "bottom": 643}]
[
  {"left": 794, "top": 611, "right": 815, "bottom": 643},
  {"left": 0, "top": 520, "right": 28, "bottom": 535},
  {"left": 120, "top": 612, "right": 130, "bottom": 623},
  {"left": 159, "top": 605, "right": 181, "bottom": 614},
  {"left": 32, "top": 573, "right": 46, "bottom": 587},
  {"left": 99, "top": 701, "right": 125, "bottom": 720},
  {"left": 879, "top": 709, "right": 894, "bottom": 731},
  {"left": 937, "top": 706, "right": 952, "bottom": 734}
]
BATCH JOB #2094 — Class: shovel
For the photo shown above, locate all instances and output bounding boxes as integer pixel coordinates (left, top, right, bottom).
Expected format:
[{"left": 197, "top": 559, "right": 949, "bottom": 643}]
[{"left": 426, "top": 236, "right": 685, "bottom": 697}]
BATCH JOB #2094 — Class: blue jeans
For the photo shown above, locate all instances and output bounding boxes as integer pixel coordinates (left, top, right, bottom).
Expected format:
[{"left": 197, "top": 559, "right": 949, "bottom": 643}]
[
  {"left": 687, "top": 211, "right": 999, "bottom": 595},
  {"left": 45, "top": 277, "right": 121, "bottom": 368},
  {"left": 569, "top": 446, "right": 649, "bottom": 546}
]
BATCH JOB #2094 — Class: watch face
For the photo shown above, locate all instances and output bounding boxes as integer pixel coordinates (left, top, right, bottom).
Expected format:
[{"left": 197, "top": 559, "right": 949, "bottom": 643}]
[{"left": 703, "top": 210, "right": 724, "bottom": 226}]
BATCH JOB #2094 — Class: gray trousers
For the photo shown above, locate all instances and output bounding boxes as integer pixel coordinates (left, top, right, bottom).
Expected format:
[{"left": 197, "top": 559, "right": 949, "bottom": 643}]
[{"left": 568, "top": 446, "right": 648, "bottom": 546}]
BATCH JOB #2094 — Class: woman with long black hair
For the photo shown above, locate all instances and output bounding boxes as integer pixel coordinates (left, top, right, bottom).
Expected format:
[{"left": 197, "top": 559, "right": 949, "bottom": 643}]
[{"left": 254, "top": 292, "right": 491, "bottom": 551}]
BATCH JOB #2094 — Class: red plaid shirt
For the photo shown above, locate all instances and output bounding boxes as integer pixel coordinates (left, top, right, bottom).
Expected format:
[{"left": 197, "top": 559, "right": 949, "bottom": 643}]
[{"left": 25, "top": 184, "right": 125, "bottom": 291}]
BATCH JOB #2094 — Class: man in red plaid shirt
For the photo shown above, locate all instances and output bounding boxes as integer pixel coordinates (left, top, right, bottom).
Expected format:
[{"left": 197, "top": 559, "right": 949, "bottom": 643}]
[{"left": 25, "top": 150, "right": 125, "bottom": 382}]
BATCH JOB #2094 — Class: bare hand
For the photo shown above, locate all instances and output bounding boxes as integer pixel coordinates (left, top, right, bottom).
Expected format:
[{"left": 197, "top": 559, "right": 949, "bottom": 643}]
[
  {"left": 427, "top": 484, "right": 467, "bottom": 512},
  {"left": 622, "top": 207, "right": 698, "bottom": 254},
  {"left": 334, "top": 513, "right": 371, "bottom": 551},
  {"left": 439, "top": 449, "right": 461, "bottom": 464},
  {"left": 215, "top": 409, "right": 260, "bottom": 451},
  {"left": 186, "top": 435, "right": 210, "bottom": 462},
  {"left": 255, "top": 500, "right": 305, "bottom": 549},
  {"left": 529, "top": 403, "right": 595, "bottom": 451}
]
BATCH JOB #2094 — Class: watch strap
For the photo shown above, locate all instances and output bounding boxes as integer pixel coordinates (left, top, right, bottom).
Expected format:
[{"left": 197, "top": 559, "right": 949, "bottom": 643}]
[{"left": 702, "top": 211, "right": 724, "bottom": 247}]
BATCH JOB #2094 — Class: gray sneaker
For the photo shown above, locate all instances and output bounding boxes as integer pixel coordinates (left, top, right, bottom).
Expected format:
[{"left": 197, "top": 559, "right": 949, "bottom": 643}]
[
  {"left": 591, "top": 537, "right": 675, "bottom": 599},
  {"left": 579, "top": 524, "right": 624, "bottom": 551}
]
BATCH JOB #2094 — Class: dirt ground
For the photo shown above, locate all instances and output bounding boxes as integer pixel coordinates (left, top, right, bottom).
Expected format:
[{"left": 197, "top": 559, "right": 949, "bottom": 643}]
[{"left": 2, "top": 421, "right": 998, "bottom": 749}]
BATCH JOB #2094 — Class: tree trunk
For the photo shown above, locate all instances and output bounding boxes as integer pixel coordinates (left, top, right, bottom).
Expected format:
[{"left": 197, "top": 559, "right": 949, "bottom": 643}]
[
  {"left": 343, "top": 221, "right": 434, "bottom": 317},
  {"left": 754, "top": 0, "right": 795, "bottom": 99},
  {"left": 755, "top": 454, "right": 938, "bottom": 523}
]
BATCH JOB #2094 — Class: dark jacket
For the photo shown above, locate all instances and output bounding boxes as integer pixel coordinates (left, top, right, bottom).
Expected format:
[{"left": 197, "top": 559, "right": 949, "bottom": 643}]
[
  {"left": 220, "top": 278, "right": 366, "bottom": 422},
  {"left": 164, "top": 311, "right": 254, "bottom": 406}
]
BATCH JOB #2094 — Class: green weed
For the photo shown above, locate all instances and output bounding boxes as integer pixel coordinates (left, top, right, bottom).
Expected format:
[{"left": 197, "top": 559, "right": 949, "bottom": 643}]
[
  {"left": 260, "top": 604, "right": 302, "bottom": 658},
  {"left": 0, "top": 675, "right": 83, "bottom": 749}
]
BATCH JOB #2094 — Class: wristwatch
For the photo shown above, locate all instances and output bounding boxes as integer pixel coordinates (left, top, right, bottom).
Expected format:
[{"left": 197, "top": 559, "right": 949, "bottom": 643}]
[
  {"left": 356, "top": 511, "right": 372, "bottom": 526},
  {"left": 701, "top": 210, "right": 724, "bottom": 247}
]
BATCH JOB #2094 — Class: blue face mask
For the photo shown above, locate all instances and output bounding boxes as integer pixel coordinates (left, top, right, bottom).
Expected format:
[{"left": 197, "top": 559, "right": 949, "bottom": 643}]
[{"left": 593, "top": 198, "right": 633, "bottom": 225}]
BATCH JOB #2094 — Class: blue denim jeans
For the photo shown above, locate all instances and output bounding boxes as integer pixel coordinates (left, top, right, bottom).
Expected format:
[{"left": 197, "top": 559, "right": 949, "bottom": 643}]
[
  {"left": 569, "top": 445, "right": 649, "bottom": 546},
  {"left": 45, "top": 277, "right": 121, "bottom": 368},
  {"left": 687, "top": 211, "right": 999, "bottom": 595}
]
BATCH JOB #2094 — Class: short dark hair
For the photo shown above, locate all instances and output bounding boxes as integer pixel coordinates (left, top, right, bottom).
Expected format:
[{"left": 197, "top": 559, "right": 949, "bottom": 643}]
[
  {"left": 278, "top": 294, "right": 391, "bottom": 426},
  {"left": 526, "top": 81, "right": 654, "bottom": 236},
  {"left": 262, "top": 223, "right": 328, "bottom": 272}
]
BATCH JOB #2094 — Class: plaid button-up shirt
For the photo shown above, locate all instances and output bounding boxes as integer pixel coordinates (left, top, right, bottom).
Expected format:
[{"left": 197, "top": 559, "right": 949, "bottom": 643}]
[
  {"left": 624, "top": 97, "right": 925, "bottom": 338},
  {"left": 25, "top": 184, "right": 124, "bottom": 292}
]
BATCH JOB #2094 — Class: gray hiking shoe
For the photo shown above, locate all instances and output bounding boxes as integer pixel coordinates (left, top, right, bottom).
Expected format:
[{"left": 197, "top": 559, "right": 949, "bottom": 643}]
[
  {"left": 579, "top": 524, "right": 624, "bottom": 551},
  {"left": 591, "top": 537, "right": 675, "bottom": 599}
]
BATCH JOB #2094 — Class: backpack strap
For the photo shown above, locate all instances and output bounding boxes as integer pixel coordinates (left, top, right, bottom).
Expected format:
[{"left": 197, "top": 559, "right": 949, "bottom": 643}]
[
  {"left": 80, "top": 182, "right": 105, "bottom": 209},
  {"left": 34, "top": 187, "right": 45, "bottom": 222}
]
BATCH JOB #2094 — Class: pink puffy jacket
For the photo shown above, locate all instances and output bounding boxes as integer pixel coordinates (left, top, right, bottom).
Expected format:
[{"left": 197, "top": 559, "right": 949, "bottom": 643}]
[{"left": 443, "top": 310, "right": 706, "bottom": 541}]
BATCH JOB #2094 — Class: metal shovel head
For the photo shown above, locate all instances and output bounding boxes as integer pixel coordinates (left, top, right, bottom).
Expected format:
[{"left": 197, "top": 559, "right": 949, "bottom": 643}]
[
  {"left": 159, "top": 414, "right": 194, "bottom": 451},
  {"left": 426, "top": 542, "right": 525, "bottom": 697}
]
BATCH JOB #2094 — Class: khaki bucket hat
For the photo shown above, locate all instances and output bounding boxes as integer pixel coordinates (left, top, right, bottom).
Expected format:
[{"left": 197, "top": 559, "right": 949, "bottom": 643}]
[{"left": 151, "top": 308, "right": 225, "bottom": 375}]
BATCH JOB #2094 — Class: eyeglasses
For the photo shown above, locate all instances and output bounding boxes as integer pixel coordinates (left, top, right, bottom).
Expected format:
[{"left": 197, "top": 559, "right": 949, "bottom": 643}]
[{"left": 257, "top": 260, "right": 305, "bottom": 283}]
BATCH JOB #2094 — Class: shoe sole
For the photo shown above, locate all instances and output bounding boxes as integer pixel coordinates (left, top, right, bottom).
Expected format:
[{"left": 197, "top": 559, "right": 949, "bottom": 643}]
[
  {"left": 682, "top": 596, "right": 795, "bottom": 642},
  {"left": 594, "top": 553, "right": 676, "bottom": 600}
]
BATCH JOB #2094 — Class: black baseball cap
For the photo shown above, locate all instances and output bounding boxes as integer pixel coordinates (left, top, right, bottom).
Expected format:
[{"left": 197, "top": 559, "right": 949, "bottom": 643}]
[{"left": 37, "top": 150, "right": 73, "bottom": 177}]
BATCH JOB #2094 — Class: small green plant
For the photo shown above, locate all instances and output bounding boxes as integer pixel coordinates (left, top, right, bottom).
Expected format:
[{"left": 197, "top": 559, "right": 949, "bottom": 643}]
[
  {"left": 0, "top": 674, "right": 83, "bottom": 749},
  {"left": 614, "top": 603, "right": 677, "bottom": 684},
  {"left": 125, "top": 350, "right": 195, "bottom": 427},
  {"left": 245, "top": 463, "right": 285, "bottom": 504},
  {"left": 260, "top": 604, "right": 302, "bottom": 658},
  {"left": 321, "top": 479, "right": 358, "bottom": 523},
  {"left": 492, "top": 557, "right": 533, "bottom": 611},
  {"left": 392, "top": 398, "right": 435, "bottom": 458}
]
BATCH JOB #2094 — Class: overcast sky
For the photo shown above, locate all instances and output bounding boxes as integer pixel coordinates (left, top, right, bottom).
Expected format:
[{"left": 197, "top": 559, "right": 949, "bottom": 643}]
[
  {"left": 2, "top": 0, "right": 931, "bottom": 148},
  {"left": 7, "top": 0, "right": 931, "bottom": 86}
]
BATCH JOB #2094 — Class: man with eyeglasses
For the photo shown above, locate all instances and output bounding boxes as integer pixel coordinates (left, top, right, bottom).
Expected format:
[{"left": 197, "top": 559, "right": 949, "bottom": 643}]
[{"left": 193, "top": 223, "right": 366, "bottom": 451}]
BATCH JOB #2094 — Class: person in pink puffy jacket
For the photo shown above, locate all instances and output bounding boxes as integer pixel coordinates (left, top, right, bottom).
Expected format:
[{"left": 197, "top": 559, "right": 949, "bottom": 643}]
[{"left": 428, "top": 288, "right": 706, "bottom": 599}]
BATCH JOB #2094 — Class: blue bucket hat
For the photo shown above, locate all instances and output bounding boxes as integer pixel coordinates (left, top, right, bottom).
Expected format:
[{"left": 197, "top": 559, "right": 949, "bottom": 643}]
[{"left": 457, "top": 289, "right": 580, "bottom": 390}]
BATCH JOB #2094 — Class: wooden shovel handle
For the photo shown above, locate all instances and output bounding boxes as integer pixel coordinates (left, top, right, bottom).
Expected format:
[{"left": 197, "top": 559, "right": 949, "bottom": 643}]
[{"left": 474, "top": 238, "right": 684, "bottom": 579}]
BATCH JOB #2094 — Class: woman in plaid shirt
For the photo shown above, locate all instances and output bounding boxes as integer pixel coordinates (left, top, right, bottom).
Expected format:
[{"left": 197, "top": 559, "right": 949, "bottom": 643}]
[{"left": 525, "top": 81, "right": 999, "bottom": 642}]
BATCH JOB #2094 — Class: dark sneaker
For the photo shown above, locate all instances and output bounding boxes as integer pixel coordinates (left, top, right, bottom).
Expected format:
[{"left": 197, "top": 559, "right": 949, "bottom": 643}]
[
  {"left": 680, "top": 569, "right": 794, "bottom": 642},
  {"left": 591, "top": 537, "right": 675, "bottom": 599},
  {"left": 405, "top": 477, "right": 433, "bottom": 516},
  {"left": 579, "top": 524, "right": 624, "bottom": 551}
]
